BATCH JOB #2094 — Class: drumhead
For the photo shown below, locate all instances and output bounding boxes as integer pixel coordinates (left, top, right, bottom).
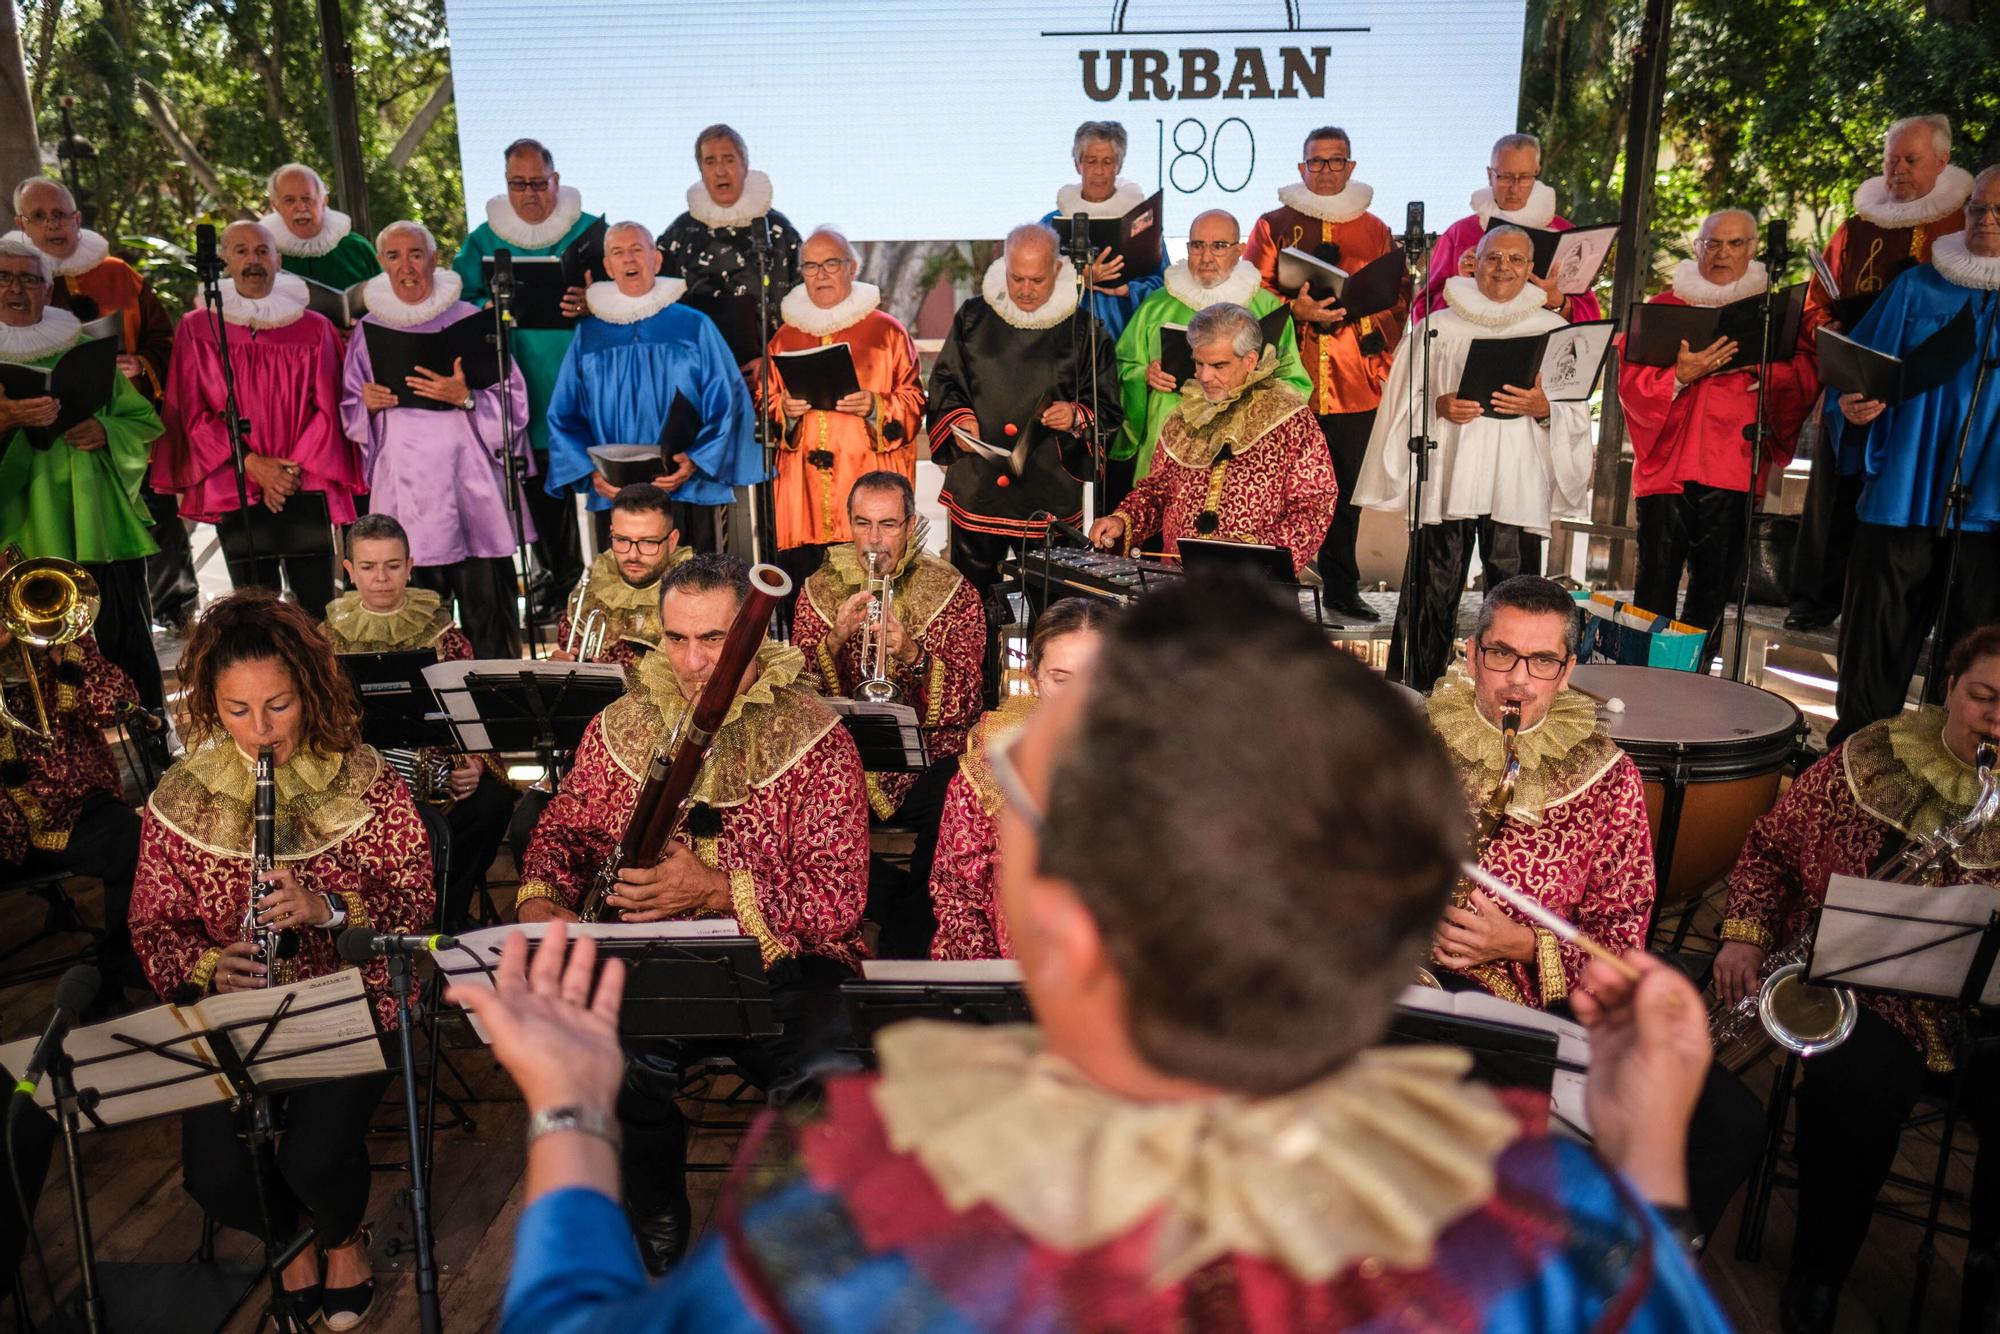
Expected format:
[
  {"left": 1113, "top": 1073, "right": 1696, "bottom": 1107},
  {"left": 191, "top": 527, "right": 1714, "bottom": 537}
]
[{"left": 1569, "top": 664, "right": 1804, "bottom": 780}]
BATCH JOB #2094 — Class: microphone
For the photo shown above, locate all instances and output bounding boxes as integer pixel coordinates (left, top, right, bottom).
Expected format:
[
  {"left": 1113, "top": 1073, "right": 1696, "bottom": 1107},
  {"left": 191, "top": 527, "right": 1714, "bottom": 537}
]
[
  {"left": 1035, "top": 513, "right": 1093, "bottom": 548},
  {"left": 752, "top": 214, "right": 773, "bottom": 255},
  {"left": 194, "top": 223, "right": 221, "bottom": 282},
  {"left": 1068, "top": 212, "right": 1095, "bottom": 267},
  {"left": 1762, "top": 219, "right": 1789, "bottom": 277},
  {"left": 1403, "top": 201, "right": 1426, "bottom": 260},
  {"left": 491, "top": 247, "right": 515, "bottom": 304},
  {"left": 337, "top": 927, "right": 458, "bottom": 963},
  {"left": 11, "top": 964, "right": 98, "bottom": 1099}
]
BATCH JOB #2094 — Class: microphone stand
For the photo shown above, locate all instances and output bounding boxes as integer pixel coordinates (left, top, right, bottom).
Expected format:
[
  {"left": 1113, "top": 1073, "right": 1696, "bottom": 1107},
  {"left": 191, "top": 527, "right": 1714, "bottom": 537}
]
[
  {"left": 488, "top": 250, "right": 538, "bottom": 658},
  {"left": 748, "top": 218, "right": 777, "bottom": 564},
  {"left": 389, "top": 953, "right": 442, "bottom": 1334},
  {"left": 1069, "top": 217, "right": 1109, "bottom": 522},
  {"left": 1729, "top": 223, "right": 1787, "bottom": 682},
  {"left": 198, "top": 250, "right": 260, "bottom": 579},
  {"left": 1397, "top": 211, "right": 1438, "bottom": 687},
  {"left": 45, "top": 1052, "right": 107, "bottom": 1332},
  {"left": 1922, "top": 290, "right": 1997, "bottom": 696}
]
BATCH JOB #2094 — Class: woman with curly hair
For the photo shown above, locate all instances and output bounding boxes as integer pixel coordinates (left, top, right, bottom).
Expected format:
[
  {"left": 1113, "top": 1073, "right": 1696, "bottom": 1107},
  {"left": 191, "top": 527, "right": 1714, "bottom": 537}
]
[{"left": 128, "top": 588, "right": 432, "bottom": 1331}]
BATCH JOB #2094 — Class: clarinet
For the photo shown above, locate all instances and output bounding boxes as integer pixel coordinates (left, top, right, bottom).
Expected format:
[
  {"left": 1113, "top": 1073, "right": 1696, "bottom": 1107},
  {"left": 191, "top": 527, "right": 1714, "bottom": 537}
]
[{"left": 237, "top": 744, "right": 297, "bottom": 985}]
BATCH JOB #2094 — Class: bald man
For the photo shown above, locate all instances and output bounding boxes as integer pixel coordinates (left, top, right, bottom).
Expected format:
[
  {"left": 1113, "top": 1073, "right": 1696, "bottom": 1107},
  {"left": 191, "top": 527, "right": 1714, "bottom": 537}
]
[{"left": 158, "top": 222, "right": 355, "bottom": 608}]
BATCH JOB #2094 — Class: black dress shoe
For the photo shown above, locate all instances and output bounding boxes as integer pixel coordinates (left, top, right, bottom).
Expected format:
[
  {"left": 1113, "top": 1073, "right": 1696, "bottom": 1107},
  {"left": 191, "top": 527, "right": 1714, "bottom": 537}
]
[
  {"left": 1784, "top": 606, "right": 1838, "bottom": 631},
  {"left": 1780, "top": 1278, "right": 1840, "bottom": 1334},
  {"left": 631, "top": 1193, "right": 692, "bottom": 1276},
  {"left": 1324, "top": 591, "right": 1380, "bottom": 624}
]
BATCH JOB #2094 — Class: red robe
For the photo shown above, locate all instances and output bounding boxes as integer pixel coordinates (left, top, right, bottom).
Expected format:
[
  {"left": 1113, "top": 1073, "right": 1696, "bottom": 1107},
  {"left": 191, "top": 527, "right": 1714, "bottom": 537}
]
[
  {"left": 1245, "top": 200, "right": 1406, "bottom": 415},
  {"left": 1113, "top": 376, "right": 1337, "bottom": 576},
  {"left": 792, "top": 547, "right": 985, "bottom": 817},
  {"left": 129, "top": 745, "right": 433, "bottom": 1028},
  {"left": 1809, "top": 193, "right": 1967, "bottom": 328},
  {"left": 156, "top": 306, "right": 359, "bottom": 524},
  {"left": 764, "top": 298, "right": 925, "bottom": 548},
  {"left": 0, "top": 633, "right": 133, "bottom": 863},
  {"left": 1617, "top": 290, "right": 1819, "bottom": 501}
]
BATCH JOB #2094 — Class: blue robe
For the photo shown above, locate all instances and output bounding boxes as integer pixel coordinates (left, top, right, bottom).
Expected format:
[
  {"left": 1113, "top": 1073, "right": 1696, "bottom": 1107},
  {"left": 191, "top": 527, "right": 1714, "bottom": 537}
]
[
  {"left": 1037, "top": 206, "right": 1163, "bottom": 344},
  {"left": 1827, "top": 263, "right": 2000, "bottom": 532},
  {"left": 544, "top": 303, "right": 763, "bottom": 511}
]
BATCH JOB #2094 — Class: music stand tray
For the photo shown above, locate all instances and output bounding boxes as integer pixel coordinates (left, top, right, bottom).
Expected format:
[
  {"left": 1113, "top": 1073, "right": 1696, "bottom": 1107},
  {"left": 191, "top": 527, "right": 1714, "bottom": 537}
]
[
  {"left": 341, "top": 648, "right": 458, "bottom": 753},
  {"left": 422, "top": 659, "right": 626, "bottom": 775},
  {"left": 1176, "top": 537, "right": 1296, "bottom": 583},
  {"left": 828, "top": 699, "right": 933, "bottom": 774}
]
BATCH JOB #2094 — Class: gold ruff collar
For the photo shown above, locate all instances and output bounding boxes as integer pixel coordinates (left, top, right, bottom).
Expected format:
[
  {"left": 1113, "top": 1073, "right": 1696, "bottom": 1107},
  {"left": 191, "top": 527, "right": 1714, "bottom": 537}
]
[
  {"left": 871, "top": 1022, "right": 1518, "bottom": 1286},
  {"left": 149, "top": 738, "right": 380, "bottom": 859},
  {"left": 322, "top": 588, "right": 454, "bottom": 653},
  {"left": 1426, "top": 675, "right": 1621, "bottom": 824},
  {"left": 600, "top": 640, "right": 837, "bottom": 808},
  {"left": 581, "top": 547, "right": 692, "bottom": 645},
  {"left": 1163, "top": 352, "right": 1309, "bottom": 470},
  {"left": 1846, "top": 707, "right": 2000, "bottom": 869},
  {"left": 957, "top": 694, "right": 1039, "bottom": 817},
  {"left": 804, "top": 535, "right": 961, "bottom": 639}
]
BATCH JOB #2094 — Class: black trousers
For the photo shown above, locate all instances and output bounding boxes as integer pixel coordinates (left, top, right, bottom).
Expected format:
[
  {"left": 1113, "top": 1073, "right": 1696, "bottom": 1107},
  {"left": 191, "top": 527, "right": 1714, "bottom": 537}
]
[
  {"left": 1634, "top": 482, "right": 1750, "bottom": 671},
  {"left": 1385, "top": 518, "right": 1543, "bottom": 692},
  {"left": 948, "top": 525, "right": 1030, "bottom": 599},
  {"left": 868, "top": 756, "right": 959, "bottom": 959},
  {"left": 525, "top": 466, "right": 584, "bottom": 597},
  {"left": 1791, "top": 1008, "right": 2000, "bottom": 1291},
  {"left": 1787, "top": 418, "right": 1862, "bottom": 618},
  {"left": 141, "top": 482, "right": 199, "bottom": 625},
  {"left": 1, "top": 794, "right": 142, "bottom": 988},
  {"left": 1832, "top": 523, "right": 2000, "bottom": 746},
  {"left": 82, "top": 556, "right": 164, "bottom": 714},
  {"left": 1315, "top": 410, "right": 1377, "bottom": 598},
  {"left": 180, "top": 1066, "right": 393, "bottom": 1246},
  {"left": 412, "top": 558, "right": 520, "bottom": 660},
  {"left": 440, "top": 771, "right": 517, "bottom": 930},
  {"left": 215, "top": 506, "right": 337, "bottom": 614}
]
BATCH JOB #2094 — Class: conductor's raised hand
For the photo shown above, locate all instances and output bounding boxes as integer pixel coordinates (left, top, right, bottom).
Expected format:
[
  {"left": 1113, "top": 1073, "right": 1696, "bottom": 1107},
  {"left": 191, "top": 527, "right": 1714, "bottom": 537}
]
[
  {"left": 1840, "top": 392, "right": 1888, "bottom": 426},
  {"left": 446, "top": 923, "right": 626, "bottom": 1115},
  {"left": 1571, "top": 951, "right": 1709, "bottom": 1206},
  {"left": 406, "top": 357, "right": 471, "bottom": 407}
]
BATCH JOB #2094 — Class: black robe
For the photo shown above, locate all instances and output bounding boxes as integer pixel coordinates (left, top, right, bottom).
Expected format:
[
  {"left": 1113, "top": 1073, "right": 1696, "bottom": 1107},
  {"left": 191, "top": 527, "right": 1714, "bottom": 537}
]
[
  {"left": 925, "top": 298, "right": 1123, "bottom": 539},
  {"left": 656, "top": 209, "right": 801, "bottom": 363}
]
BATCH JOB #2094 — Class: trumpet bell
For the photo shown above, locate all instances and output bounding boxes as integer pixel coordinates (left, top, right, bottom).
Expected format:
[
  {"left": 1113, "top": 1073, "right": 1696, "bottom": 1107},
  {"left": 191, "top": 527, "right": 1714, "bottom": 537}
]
[
  {"left": 1, "top": 557, "right": 99, "bottom": 647},
  {"left": 1759, "top": 962, "right": 1858, "bottom": 1057}
]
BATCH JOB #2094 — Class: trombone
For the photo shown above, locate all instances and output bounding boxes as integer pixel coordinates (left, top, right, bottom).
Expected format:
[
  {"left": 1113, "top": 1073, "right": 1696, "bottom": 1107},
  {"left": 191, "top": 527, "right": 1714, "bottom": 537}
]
[{"left": 0, "top": 553, "right": 100, "bottom": 738}]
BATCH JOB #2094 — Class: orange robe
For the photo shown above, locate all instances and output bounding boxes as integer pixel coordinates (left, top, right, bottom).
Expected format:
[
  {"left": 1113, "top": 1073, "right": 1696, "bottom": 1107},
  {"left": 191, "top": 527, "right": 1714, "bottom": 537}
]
[
  {"left": 50, "top": 255, "right": 175, "bottom": 405},
  {"left": 764, "top": 289, "right": 923, "bottom": 548},
  {"left": 1245, "top": 196, "right": 1406, "bottom": 416}
]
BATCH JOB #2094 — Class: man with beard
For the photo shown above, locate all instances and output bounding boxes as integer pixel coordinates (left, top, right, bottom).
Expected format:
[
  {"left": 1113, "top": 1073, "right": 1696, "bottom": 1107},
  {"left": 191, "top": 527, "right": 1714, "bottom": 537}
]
[
  {"left": 263, "top": 163, "right": 381, "bottom": 290},
  {"left": 551, "top": 484, "right": 691, "bottom": 672},
  {"left": 157, "top": 221, "right": 356, "bottom": 609},
  {"left": 545, "top": 221, "right": 761, "bottom": 556},
  {"left": 657, "top": 124, "right": 802, "bottom": 366},
  {"left": 452, "top": 138, "right": 600, "bottom": 625},
  {"left": 1417, "top": 134, "right": 1603, "bottom": 323},
  {"left": 342, "top": 221, "right": 533, "bottom": 659}
]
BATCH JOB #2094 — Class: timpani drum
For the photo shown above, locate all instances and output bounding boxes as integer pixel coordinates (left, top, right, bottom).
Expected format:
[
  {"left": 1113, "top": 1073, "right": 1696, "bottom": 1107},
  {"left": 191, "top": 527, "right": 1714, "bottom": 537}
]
[{"left": 1569, "top": 664, "right": 1805, "bottom": 916}]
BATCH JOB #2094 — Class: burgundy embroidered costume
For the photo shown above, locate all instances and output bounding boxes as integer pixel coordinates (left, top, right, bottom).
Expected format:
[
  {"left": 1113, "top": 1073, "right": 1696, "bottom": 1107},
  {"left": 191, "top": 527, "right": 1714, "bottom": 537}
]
[
  {"left": 928, "top": 696, "right": 1035, "bottom": 961},
  {"left": 553, "top": 548, "right": 692, "bottom": 672},
  {"left": 0, "top": 632, "right": 132, "bottom": 861}
]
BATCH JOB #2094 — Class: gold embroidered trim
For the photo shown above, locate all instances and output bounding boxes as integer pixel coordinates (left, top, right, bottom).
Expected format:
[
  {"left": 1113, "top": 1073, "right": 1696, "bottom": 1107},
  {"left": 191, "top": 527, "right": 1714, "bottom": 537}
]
[
  {"left": 813, "top": 636, "right": 842, "bottom": 695},
  {"left": 339, "top": 891, "right": 370, "bottom": 931},
  {"left": 1917, "top": 1001, "right": 1954, "bottom": 1075},
  {"left": 1460, "top": 961, "right": 1526, "bottom": 1005},
  {"left": 959, "top": 695, "right": 1040, "bottom": 817},
  {"left": 1846, "top": 708, "right": 2000, "bottom": 868},
  {"left": 189, "top": 946, "right": 224, "bottom": 994},
  {"left": 729, "top": 867, "right": 786, "bottom": 966},
  {"left": 865, "top": 771, "right": 897, "bottom": 821},
  {"left": 322, "top": 588, "right": 454, "bottom": 653},
  {"left": 920, "top": 652, "right": 947, "bottom": 729},
  {"left": 1534, "top": 929, "right": 1568, "bottom": 1007},
  {"left": 804, "top": 543, "right": 962, "bottom": 641},
  {"left": 514, "top": 879, "right": 565, "bottom": 911},
  {"left": 1426, "top": 676, "right": 1622, "bottom": 824},
  {"left": 1161, "top": 355, "right": 1309, "bottom": 469},
  {"left": 1719, "top": 918, "right": 1776, "bottom": 951},
  {"left": 149, "top": 740, "right": 381, "bottom": 860}
]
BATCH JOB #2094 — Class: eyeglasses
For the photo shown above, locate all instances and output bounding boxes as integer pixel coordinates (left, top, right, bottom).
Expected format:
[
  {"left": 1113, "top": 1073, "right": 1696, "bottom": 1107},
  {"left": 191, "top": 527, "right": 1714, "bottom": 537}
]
[
  {"left": 800, "top": 259, "right": 851, "bottom": 277},
  {"left": 1490, "top": 171, "right": 1540, "bottom": 187},
  {"left": 986, "top": 724, "right": 1046, "bottom": 840},
  {"left": 1694, "top": 236, "right": 1752, "bottom": 253},
  {"left": 1969, "top": 203, "right": 2000, "bottom": 222},
  {"left": 1185, "top": 240, "right": 1241, "bottom": 254},
  {"left": 609, "top": 534, "right": 670, "bottom": 554},
  {"left": 1475, "top": 642, "right": 1572, "bottom": 680},
  {"left": 0, "top": 271, "right": 47, "bottom": 290},
  {"left": 506, "top": 177, "right": 554, "bottom": 193},
  {"left": 18, "top": 209, "right": 75, "bottom": 226},
  {"left": 1302, "top": 156, "right": 1352, "bottom": 173}
]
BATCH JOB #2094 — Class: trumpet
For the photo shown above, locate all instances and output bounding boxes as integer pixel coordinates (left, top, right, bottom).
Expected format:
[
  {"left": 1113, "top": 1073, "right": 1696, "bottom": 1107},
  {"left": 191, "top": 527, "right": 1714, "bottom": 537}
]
[
  {"left": 0, "top": 552, "right": 100, "bottom": 738},
  {"left": 854, "top": 549, "right": 902, "bottom": 705},
  {"left": 1419, "top": 705, "right": 1523, "bottom": 988},
  {"left": 562, "top": 580, "right": 608, "bottom": 661},
  {"left": 237, "top": 744, "right": 294, "bottom": 987},
  {"left": 1711, "top": 737, "right": 1999, "bottom": 1063}
]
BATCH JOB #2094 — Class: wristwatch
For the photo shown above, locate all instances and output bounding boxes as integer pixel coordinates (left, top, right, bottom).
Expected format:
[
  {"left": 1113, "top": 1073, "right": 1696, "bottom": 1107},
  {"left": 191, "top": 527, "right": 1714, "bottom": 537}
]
[
  {"left": 460, "top": 393, "right": 475, "bottom": 411},
  {"left": 320, "top": 892, "right": 347, "bottom": 929},
  {"left": 527, "top": 1104, "right": 621, "bottom": 1149}
]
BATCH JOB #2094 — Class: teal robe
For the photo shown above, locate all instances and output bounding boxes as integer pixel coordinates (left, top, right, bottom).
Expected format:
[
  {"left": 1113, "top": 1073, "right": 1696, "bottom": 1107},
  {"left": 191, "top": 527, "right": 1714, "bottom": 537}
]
[{"left": 0, "top": 344, "right": 163, "bottom": 562}]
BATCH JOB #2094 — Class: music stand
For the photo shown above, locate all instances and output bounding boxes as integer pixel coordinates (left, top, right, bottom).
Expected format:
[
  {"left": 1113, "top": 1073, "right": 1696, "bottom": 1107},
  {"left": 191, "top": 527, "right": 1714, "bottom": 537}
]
[
  {"left": 424, "top": 661, "right": 625, "bottom": 785},
  {"left": 340, "top": 649, "right": 459, "bottom": 754},
  {"left": 838, "top": 961, "right": 1033, "bottom": 1062},
  {"left": 827, "top": 700, "right": 933, "bottom": 775}
]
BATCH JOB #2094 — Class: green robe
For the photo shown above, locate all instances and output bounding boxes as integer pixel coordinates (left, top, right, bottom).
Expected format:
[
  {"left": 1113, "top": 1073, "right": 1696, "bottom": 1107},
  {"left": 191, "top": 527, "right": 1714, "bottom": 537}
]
[
  {"left": 278, "top": 232, "right": 380, "bottom": 289},
  {"left": 0, "top": 350, "right": 164, "bottom": 563},
  {"left": 1114, "top": 281, "right": 1310, "bottom": 480},
  {"left": 451, "top": 211, "right": 602, "bottom": 452}
]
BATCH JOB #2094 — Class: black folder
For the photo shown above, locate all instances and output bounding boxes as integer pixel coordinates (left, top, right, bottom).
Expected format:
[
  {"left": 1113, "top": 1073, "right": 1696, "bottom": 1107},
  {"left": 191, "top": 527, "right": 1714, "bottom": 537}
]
[
  {"left": 1455, "top": 320, "right": 1615, "bottom": 419},
  {"left": 586, "top": 389, "right": 704, "bottom": 486},
  {"left": 772, "top": 342, "right": 861, "bottom": 411},
  {"left": 1624, "top": 284, "right": 1808, "bottom": 373},
  {"left": 1158, "top": 307, "right": 1294, "bottom": 389},
  {"left": 361, "top": 311, "right": 501, "bottom": 411},
  {"left": 1816, "top": 303, "right": 1977, "bottom": 404},
  {"left": 1050, "top": 190, "right": 1167, "bottom": 276},
  {"left": 1482, "top": 218, "right": 1620, "bottom": 293},
  {"left": 0, "top": 332, "right": 120, "bottom": 448},
  {"left": 479, "top": 218, "right": 606, "bottom": 330},
  {"left": 683, "top": 290, "right": 763, "bottom": 365},
  {"left": 300, "top": 278, "right": 370, "bottom": 329},
  {"left": 1275, "top": 247, "right": 1404, "bottom": 315}
]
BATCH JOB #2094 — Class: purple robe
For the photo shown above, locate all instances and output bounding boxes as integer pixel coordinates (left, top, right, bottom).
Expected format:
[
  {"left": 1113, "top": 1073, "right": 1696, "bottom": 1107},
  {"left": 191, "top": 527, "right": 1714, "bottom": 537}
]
[
  {"left": 157, "top": 308, "right": 359, "bottom": 524},
  {"left": 339, "top": 299, "right": 535, "bottom": 566}
]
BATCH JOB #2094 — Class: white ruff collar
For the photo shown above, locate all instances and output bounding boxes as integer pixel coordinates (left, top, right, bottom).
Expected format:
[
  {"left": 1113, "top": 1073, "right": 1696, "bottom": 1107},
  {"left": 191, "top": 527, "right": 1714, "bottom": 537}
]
[
  {"left": 584, "top": 277, "right": 687, "bottom": 324},
  {"left": 981, "top": 256, "right": 1080, "bottom": 330},
  {"left": 259, "top": 208, "right": 352, "bottom": 258},
  {"left": 217, "top": 278, "right": 306, "bottom": 329},
  {"left": 1163, "top": 258, "right": 1263, "bottom": 311},
  {"left": 3, "top": 228, "right": 109, "bottom": 277},
  {"left": 0, "top": 306, "right": 82, "bottom": 362},
  {"left": 1931, "top": 233, "right": 2000, "bottom": 291},
  {"left": 1670, "top": 258, "right": 1769, "bottom": 307},
  {"left": 272, "top": 271, "right": 310, "bottom": 302},
  {"left": 1278, "top": 180, "right": 1375, "bottom": 224},
  {"left": 1055, "top": 177, "right": 1146, "bottom": 220},
  {"left": 781, "top": 280, "right": 881, "bottom": 336},
  {"left": 1853, "top": 165, "right": 1975, "bottom": 230},
  {"left": 686, "top": 171, "right": 773, "bottom": 230},
  {"left": 484, "top": 186, "right": 583, "bottom": 250},
  {"left": 363, "top": 270, "right": 463, "bottom": 327},
  {"left": 1471, "top": 181, "right": 1557, "bottom": 230},
  {"left": 1441, "top": 275, "right": 1548, "bottom": 328}
]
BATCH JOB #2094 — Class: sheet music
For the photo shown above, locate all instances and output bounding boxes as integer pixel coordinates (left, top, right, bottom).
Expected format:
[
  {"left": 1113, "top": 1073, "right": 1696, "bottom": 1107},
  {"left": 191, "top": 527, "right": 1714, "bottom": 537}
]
[
  {"left": 826, "top": 697, "right": 926, "bottom": 768},
  {"left": 0, "top": 1003, "right": 229, "bottom": 1126},
  {"left": 1394, "top": 985, "right": 1592, "bottom": 1137},
  {"left": 196, "top": 968, "right": 386, "bottom": 1088},
  {"left": 862, "top": 959, "right": 1024, "bottom": 983},
  {"left": 949, "top": 423, "right": 1031, "bottom": 478},
  {"left": 1815, "top": 874, "right": 2000, "bottom": 1004},
  {"left": 423, "top": 657, "right": 627, "bottom": 750}
]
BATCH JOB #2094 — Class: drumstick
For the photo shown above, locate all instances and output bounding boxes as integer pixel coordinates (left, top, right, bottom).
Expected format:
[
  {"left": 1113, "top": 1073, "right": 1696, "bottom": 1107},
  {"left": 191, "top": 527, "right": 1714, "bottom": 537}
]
[
  {"left": 1570, "top": 682, "right": 1626, "bottom": 713},
  {"left": 1459, "top": 861, "right": 1642, "bottom": 981}
]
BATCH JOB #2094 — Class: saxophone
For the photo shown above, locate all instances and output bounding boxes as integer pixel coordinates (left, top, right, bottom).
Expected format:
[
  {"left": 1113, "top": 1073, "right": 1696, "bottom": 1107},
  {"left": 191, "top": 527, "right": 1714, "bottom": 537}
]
[{"left": 1418, "top": 706, "right": 1523, "bottom": 988}]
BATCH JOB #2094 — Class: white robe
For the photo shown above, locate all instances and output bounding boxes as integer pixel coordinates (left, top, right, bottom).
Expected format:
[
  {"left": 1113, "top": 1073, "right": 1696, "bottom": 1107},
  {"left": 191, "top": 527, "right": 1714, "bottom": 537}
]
[{"left": 1352, "top": 281, "right": 1594, "bottom": 536}]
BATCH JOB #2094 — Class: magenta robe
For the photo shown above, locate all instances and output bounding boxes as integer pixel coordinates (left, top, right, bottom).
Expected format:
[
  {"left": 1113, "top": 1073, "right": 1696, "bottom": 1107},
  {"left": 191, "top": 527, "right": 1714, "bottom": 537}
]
[
  {"left": 339, "top": 301, "right": 535, "bottom": 567},
  {"left": 155, "top": 308, "right": 360, "bottom": 524}
]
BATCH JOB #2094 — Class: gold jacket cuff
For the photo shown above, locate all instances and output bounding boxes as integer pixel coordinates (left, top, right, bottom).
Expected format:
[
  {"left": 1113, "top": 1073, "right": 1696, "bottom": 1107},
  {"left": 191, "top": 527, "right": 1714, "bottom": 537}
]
[
  {"left": 514, "top": 879, "right": 567, "bottom": 911},
  {"left": 1534, "top": 928, "right": 1568, "bottom": 1007},
  {"left": 1719, "top": 918, "right": 1776, "bottom": 951},
  {"left": 728, "top": 868, "right": 787, "bottom": 967},
  {"left": 189, "top": 946, "right": 224, "bottom": 994},
  {"left": 864, "top": 772, "right": 898, "bottom": 821}
]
